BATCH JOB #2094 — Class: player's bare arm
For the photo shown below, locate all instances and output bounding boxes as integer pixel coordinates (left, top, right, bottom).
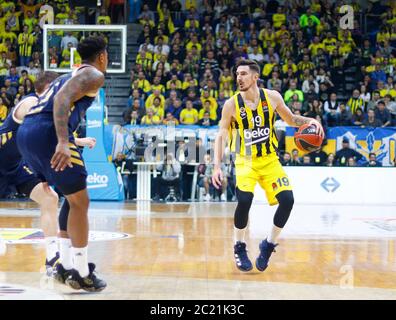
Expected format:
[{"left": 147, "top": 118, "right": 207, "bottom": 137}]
[
  {"left": 13, "top": 96, "right": 39, "bottom": 122},
  {"left": 51, "top": 67, "right": 104, "bottom": 171},
  {"left": 212, "top": 98, "right": 235, "bottom": 189},
  {"left": 266, "top": 89, "right": 324, "bottom": 138},
  {"left": 75, "top": 137, "right": 97, "bottom": 149}
]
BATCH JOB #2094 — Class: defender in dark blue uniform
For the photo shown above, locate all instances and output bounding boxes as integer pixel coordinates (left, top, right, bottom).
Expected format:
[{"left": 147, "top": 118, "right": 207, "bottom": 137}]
[
  {"left": 0, "top": 71, "right": 60, "bottom": 272},
  {"left": 17, "top": 36, "right": 108, "bottom": 292}
]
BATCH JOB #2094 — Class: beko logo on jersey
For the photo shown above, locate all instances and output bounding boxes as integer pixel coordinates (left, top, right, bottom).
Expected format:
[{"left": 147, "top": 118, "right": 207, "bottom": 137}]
[
  {"left": 87, "top": 120, "right": 102, "bottom": 129},
  {"left": 87, "top": 173, "right": 109, "bottom": 188},
  {"left": 244, "top": 127, "right": 270, "bottom": 146}
]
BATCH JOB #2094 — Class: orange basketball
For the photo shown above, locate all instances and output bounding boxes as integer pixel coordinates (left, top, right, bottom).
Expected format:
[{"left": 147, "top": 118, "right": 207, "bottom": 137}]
[{"left": 294, "top": 124, "right": 323, "bottom": 152}]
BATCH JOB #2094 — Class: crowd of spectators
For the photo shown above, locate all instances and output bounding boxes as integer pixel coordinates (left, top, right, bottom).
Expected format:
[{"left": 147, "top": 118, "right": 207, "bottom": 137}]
[
  {"left": 0, "top": 0, "right": 118, "bottom": 126},
  {"left": 128, "top": 0, "right": 396, "bottom": 133}
]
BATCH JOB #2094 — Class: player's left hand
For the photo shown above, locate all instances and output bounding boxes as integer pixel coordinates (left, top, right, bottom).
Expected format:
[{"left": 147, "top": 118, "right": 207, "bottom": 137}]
[
  {"left": 51, "top": 142, "right": 73, "bottom": 172},
  {"left": 308, "top": 119, "right": 325, "bottom": 139}
]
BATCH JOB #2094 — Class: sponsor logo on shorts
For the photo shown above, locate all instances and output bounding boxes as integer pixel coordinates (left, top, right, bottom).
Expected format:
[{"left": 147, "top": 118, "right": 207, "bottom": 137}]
[{"left": 87, "top": 173, "right": 109, "bottom": 189}]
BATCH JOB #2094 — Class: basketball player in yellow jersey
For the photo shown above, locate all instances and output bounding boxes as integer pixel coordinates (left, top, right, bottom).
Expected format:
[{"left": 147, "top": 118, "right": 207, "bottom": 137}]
[{"left": 213, "top": 59, "right": 324, "bottom": 272}]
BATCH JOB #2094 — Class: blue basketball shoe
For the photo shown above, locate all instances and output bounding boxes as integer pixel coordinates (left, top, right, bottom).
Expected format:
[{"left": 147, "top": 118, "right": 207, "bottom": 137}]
[
  {"left": 256, "top": 239, "right": 277, "bottom": 272},
  {"left": 234, "top": 241, "right": 253, "bottom": 272}
]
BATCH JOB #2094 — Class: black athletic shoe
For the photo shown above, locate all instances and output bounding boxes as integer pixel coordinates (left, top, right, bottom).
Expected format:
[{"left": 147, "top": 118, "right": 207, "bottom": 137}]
[
  {"left": 45, "top": 252, "right": 60, "bottom": 276},
  {"left": 65, "top": 263, "right": 107, "bottom": 292},
  {"left": 53, "top": 263, "right": 72, "bottom": 284}
]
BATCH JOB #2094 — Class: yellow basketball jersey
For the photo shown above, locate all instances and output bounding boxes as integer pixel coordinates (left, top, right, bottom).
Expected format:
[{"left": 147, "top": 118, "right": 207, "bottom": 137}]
[{"left": 230, "top": 88, "right": 278, "bottom": 157}]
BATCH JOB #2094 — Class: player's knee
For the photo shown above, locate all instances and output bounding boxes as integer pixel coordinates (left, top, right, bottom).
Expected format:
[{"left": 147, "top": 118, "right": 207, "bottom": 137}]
[
  {"left": 67, "top": 192, "right": 90, "bottom": 212},
  {"left": 39, "top": 189, "right": 59, "bottom": 209},
  {"left": 277, "top": 190, "right": 294, "bottom": 211},
  {"left": 236, "top": 188, "right": 254, "bottom": 207}
]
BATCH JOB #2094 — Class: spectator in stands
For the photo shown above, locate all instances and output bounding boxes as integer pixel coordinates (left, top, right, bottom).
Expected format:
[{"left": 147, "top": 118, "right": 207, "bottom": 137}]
[
  {"left": 284, "top": 80, "right": 304, "bottom": 104},
  {"left": 359, "top": 84, "right": 371, "bottom": 103},
  {"left": 347, "top": 89, "right": 365, "bottom": 114},
  {"left": 17, "top": 25, "right": 34, "bottom": 66},
  {"left": 98, "top": 8, "right": 111, "bottom": 25},
  {"left": 352, "top": 108, "right": 365, "bottom": 126},
  {"left": 60, "top": 31, "right": 78, "bottom": 51},
  {"left": 366, "top": 90, "right": 381, "bottom": 110},
  {"left": 370, "top": 63, "right": 387, "bottom": 89},
  {"left": 199, "top": 100, "right": 217, "bottom": 123},
  {"left": 335, "top": 137, "right": 363, "bottom": 166},
  {"left": 290, "top": 148, "right": 301, "bottom": 166},
  {"left": 163, "top": 112, "right": 179, "bottom": 125},
  {"left": 113, "top": 152, "right": 130, "bottom": 199},
  {"left": 367, "top": 153, "right": 382, "bottom": 167},
  {"left": 198, "top": 111, "right": 215, "bottom": 127},
  {"left": 347, "top": 157, "right": 357, "bottom": 167},
  {"left": 153, "top": 153, "right": 181, "bottom": 201},
  {"left": 121, "top": 107, "right": 132, "bottom": 125},
  {"left": 302, "top": 155, "right": 312, "bottom": 166},
  {"left": 323, "top": 92, "right": 340, "bottom": 114},
  {"left": 166, "top": 98, "right": 183, "bottom": 121},
  {"left": 180, "top": 100, "right": 198, "bottom": 125},
  {"left": 362, "top": 108, "right": 382, "bottom": 128},
  {"left": 141, "top": 108, "right": 161, "bottom": 125},
  {"left": 0, "top": 97, "right": 7, "bottom": 125},
  {"left": 130, "top": 98, "right": 145, "bottom": 120},
  {"left": 309, "top": 147, "right": 328, "bottom": 166},
  {"left": 281, "top": 152, "right": 292, "bottom": 166},
  {"left": 375, "top": 100, "right": 392, "bottom": 127},
  {"left": 130, "top": 110, "right": 140, "bottom": 125},
  {"left": 325, "top": 153, "right": 335, "bottom": 167}
]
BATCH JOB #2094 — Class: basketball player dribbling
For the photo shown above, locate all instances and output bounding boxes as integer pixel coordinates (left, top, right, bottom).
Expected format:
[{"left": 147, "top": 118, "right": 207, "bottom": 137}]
[
  {"left": 17, "top": 36, "right": 108, "bottom": 291},
  {"left": 213, "top": 59, "right": 324, "bottom": 272}
]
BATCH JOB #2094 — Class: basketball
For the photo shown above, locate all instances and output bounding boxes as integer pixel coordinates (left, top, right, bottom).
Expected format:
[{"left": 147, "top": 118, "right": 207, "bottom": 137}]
[{"left": 294, "top": 124, "right": 323, "bottom": 152}]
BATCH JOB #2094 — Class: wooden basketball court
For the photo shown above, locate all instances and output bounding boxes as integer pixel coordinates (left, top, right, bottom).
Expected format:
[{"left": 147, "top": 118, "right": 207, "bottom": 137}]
[{"left": 0, "top": 200, "right": 395, "bottom": 300}]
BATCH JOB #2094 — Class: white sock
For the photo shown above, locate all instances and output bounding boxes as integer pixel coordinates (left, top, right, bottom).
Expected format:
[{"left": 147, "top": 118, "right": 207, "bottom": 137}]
[
  {"left": 59, "top": 238, "right": 73, "bottom": 270},
  {"left": 234, "top": 227, "right": 247, "bottom": 244},
  {"left": 267, "top": 225, "right": 282, "bottom": 244},
  {"left": 72, "top": 247, "right": 89, "bottom": 278},
  {"left": 45, "top": 237, "right": 58, "bottom": 261}
]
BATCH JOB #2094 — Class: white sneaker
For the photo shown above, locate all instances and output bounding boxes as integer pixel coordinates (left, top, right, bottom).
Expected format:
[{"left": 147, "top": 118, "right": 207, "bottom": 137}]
[
  {"left": 220, "top": 193, "right": 226, "bottom": 201},
  {"left": 204, "top": 194, "right": 211, "bottom": 201}
]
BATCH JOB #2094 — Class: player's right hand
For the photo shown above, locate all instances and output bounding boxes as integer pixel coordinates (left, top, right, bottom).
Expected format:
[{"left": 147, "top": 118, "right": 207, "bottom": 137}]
[
  {"left": 212, "top": 167, "right": 223, "bottom": 189},
  {"left": 51, "top": 142, "right": 73, "bottom": 172}
]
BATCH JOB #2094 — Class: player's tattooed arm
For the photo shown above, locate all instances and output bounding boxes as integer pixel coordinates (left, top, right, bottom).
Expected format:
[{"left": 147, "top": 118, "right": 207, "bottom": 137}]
[
  {"left": 268, "top": 89, "right": 324, "bottom": 137},
  {"left": 51, "top": 67, "right": 104, "bottom": 171},
  {"left": 53, "top": 67, "right": 104, "bottom": 143}
]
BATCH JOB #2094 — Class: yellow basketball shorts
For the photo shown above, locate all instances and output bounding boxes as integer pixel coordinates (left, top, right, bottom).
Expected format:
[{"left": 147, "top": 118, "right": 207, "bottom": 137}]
[{"left": 235, "top": 153, "right": 293, "bottom": 206}]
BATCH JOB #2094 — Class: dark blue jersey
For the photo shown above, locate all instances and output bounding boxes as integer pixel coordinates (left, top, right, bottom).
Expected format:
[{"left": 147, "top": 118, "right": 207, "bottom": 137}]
[
  {"left": 0, "top": 94, "right": 37, "bottom": 174},
  {"left": 26, "top": 65, "right": 97, "bottom": 135}
]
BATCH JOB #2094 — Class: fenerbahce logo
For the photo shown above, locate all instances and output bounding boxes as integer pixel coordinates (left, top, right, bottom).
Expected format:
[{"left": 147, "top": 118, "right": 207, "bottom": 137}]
[
  {"left": 240, "top": 107, "right": 247, "bottom": 119},
  {"left": 244, "top": 127, "right": 270, "bottom": 146}
]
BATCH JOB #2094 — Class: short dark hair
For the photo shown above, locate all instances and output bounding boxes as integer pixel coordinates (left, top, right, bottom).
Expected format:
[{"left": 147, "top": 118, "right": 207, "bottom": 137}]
[
  {"left": 77, "top": 36, "right": 107, "bottom": 62},
  {"left": 234, "top": 59, "right": 260, "bottom": 75},
  {"left": 34, "top": 71, "right": 59, "bottom": 94}
]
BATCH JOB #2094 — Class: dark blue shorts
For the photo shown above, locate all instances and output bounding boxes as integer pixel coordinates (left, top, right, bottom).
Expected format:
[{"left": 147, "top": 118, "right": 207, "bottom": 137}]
[
  {"left": 17, "top": 115, "right": 87, "bottom": 195},
  {"left": 0, "top": 161, "right": 41, "bottom": 196}
]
